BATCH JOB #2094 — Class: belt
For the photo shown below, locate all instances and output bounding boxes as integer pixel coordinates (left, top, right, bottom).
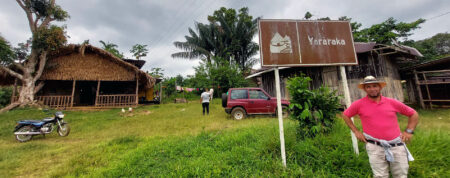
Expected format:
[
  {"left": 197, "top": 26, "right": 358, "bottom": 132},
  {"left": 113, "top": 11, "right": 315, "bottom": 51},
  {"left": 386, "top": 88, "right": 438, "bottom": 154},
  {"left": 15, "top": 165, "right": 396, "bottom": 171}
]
[{"left": 367, "top": 140, "right": 404, "bottom": 147}]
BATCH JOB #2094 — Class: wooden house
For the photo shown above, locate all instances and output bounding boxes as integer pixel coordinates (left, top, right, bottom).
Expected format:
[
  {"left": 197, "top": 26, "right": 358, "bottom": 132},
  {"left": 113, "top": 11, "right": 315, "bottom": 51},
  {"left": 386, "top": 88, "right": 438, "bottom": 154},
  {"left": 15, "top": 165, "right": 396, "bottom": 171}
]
[
  {"left": 6, "top": 44, "right": 156, "bottom": 108},
  {"left": 246, "top": 42, "right": 423, "bottom": 103},
  {"left": 400, "top": 56, "right": 450, "bottom": 108}
]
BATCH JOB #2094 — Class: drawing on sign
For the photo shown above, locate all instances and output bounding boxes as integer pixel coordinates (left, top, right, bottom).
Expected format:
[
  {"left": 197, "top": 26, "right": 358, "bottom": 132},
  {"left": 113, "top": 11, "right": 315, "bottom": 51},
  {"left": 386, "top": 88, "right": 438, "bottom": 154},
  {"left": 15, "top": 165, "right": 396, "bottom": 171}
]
[{"left": 270, "top": 32, "right": 292, "bottom": 53}]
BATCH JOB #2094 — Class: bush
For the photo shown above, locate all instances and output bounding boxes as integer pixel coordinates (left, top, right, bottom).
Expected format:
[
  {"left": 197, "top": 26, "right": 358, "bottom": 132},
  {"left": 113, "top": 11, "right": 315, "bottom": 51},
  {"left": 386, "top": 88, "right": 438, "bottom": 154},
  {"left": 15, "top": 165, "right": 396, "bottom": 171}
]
[
  {"left": 0, "top": 87, "right": 12, "bottom": 108},
  {"left": 287, "top": 74, "right": 341, "bottom": 139}
]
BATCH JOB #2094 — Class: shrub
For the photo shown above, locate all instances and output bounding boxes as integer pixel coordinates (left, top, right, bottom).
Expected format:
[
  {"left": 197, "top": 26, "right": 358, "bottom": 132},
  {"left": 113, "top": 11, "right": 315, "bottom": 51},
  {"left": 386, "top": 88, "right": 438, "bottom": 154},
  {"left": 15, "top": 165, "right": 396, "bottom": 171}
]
[
  {"left": 0, "top": 87, "right": 12, "bottom": 108},
  {"left": 287, "top": 74, "right": 341, "bottom": 139}
]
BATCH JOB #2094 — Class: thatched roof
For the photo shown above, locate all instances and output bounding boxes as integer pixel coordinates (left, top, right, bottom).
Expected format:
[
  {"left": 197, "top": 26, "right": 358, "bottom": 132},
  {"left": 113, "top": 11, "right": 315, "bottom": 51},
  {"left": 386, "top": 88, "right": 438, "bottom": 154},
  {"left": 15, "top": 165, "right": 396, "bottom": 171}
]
[
  {"left": 44, "top": 44, "right": 156, "bottom": 89},
  {"left": 1, "top": 44, "right": 156, "bottom": 89}
]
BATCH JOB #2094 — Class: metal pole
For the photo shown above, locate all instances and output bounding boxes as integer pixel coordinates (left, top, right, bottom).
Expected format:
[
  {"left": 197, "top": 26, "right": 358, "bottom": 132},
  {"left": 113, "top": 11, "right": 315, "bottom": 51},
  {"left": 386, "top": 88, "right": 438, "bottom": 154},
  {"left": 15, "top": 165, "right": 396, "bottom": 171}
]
[
  {"left": 340, "top": 66, "right": 359, "bottom": 155},
  {"left": 274, "top": 67, "right": 287, "bottom": 167}
]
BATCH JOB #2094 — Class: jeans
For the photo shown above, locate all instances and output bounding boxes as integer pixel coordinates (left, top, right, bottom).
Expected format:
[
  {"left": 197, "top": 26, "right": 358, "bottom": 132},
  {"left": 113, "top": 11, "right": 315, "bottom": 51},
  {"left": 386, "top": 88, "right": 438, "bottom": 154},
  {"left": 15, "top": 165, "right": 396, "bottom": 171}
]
[{"left": 202, "top": 102, "right": 209, "bottom": 115}]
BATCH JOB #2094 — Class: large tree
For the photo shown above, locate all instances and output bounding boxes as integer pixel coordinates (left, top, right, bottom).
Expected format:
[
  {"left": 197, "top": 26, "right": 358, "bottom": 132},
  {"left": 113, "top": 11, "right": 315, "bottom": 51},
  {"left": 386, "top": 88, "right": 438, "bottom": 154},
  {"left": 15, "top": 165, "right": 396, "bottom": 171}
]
[
  {"left": 0, "top": 0, "right": 68, "bottom": 112},
  {"left": 208, "top": 7, "right": 260, "bottom": 72},
  {"left": 306, "top": 12, "right": 425, "bottom": 45},
  {"left": 354, "top": 17, "right": 425, "bottom": 44},
  {"left": 403, "top": 32, "right": 450, "bottom": 61},
  {"left": 172, "top": 7, "right": 259, "bottom": 72},
  {"left": 171, "top": 23, "right": 217, "bottom": 63}
]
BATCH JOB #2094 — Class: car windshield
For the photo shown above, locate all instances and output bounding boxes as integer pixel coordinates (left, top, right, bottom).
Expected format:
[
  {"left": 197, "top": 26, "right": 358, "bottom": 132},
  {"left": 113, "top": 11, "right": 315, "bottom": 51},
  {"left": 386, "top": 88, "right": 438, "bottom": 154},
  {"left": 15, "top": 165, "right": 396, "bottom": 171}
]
[{"left": 230, "top": 90, "right": 248, "bottom": 99}]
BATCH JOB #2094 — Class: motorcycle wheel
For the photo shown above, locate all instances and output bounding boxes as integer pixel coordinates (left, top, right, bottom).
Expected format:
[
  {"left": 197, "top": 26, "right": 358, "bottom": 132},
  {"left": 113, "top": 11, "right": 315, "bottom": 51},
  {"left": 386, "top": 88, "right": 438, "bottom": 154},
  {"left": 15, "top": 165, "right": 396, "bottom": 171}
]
[
  {"left": 15, "top": 126, "right": 33, "bottom": 142},
  {"left": 57, "top": 123, "right": 70, "bottom": 137}
]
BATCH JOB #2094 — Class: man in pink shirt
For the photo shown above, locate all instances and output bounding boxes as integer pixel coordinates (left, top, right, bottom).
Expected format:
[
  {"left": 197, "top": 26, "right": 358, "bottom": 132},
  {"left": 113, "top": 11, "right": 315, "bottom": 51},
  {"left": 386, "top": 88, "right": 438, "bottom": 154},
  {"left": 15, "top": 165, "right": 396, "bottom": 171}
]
[{"left": 342, "top": 76, "right": 419, "bottom": 178}]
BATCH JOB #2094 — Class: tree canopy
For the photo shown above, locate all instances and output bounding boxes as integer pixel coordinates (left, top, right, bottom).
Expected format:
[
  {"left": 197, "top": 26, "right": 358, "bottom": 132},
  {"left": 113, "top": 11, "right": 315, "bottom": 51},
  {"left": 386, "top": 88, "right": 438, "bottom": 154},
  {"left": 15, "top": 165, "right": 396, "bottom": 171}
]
[
  {"left": 304, "top": 12, "right": 425, "bottom": 45},
  {"left": 404, "top": 32, "right": 450, "bottom": 61},
  {"left": 172, "top": 7, "right": 259, "bottom": 73},
  {"left": 0, "top": 0, "right": 69, "bottom": 112},
  {"left": 354, "top": 17, "right": 425, "bottom": 44},
  {"left": 130, "top": 44, "right": 149, "bottom": 60},
  {"left": 0, "top": 36, "right": 16, "bottom": 66}
]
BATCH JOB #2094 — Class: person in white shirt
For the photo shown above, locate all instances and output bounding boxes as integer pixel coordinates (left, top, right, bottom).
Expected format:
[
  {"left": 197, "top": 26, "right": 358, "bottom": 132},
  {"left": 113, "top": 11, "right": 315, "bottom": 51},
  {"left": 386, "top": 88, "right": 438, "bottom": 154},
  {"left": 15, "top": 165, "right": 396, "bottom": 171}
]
[{"left": 200, "top": 88, "right": 211, "bottom": 115}]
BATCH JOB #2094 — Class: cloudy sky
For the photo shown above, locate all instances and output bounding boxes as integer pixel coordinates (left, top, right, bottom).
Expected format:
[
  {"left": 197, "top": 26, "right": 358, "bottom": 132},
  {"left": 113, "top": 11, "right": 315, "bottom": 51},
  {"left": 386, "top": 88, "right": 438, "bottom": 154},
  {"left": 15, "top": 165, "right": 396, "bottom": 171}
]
[{"left": 1, "top": 0, "right": 449, "bottom": 77}]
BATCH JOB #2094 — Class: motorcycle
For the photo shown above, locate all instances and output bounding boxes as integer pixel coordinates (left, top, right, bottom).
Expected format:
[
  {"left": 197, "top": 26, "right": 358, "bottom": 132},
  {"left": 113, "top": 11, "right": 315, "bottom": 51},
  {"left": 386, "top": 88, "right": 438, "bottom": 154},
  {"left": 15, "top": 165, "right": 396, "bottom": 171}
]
[{"left": 13, "top": 111, "right": 70, "bottom": 142}]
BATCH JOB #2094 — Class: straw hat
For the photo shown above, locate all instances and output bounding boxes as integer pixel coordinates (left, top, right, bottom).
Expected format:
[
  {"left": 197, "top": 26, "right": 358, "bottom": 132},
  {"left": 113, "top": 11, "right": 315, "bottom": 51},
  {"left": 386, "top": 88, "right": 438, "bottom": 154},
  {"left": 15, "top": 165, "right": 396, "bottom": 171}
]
[{"left": 358, "top": 76, "right": 386, "bottom": 89}]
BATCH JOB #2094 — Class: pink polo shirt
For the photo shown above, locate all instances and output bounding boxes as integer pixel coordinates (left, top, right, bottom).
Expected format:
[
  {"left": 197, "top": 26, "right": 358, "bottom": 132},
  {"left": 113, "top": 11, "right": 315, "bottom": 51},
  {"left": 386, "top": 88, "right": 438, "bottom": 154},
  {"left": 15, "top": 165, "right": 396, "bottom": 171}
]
[{"left": 343, "top": 95, "right": 416, "bottom": 140}]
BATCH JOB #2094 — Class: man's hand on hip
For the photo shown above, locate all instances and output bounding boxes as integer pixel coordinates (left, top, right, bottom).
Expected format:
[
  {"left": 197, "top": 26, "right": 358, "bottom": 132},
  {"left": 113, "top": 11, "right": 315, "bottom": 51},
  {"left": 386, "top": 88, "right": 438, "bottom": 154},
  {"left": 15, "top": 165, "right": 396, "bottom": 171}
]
[
  {"left": 401, "top": 132, "right": 413, "bottom": 143},
  {"left": 354, "top": 130, "right": 367, "bottom": 143}
]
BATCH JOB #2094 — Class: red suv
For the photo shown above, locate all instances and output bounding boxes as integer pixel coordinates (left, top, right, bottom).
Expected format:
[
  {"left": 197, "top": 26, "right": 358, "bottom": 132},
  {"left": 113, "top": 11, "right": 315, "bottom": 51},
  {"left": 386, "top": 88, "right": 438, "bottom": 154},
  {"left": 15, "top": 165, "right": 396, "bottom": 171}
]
[{"left": 222, "top": 88, "right": 290, "bottom": 120}]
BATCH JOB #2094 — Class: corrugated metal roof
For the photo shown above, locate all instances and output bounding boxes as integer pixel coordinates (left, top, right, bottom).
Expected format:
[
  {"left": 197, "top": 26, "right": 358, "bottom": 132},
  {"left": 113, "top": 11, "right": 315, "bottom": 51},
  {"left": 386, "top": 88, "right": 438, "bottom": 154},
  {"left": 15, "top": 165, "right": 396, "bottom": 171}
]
[{"left": 354, "top": 42, "right": 376, "bottom": 53}]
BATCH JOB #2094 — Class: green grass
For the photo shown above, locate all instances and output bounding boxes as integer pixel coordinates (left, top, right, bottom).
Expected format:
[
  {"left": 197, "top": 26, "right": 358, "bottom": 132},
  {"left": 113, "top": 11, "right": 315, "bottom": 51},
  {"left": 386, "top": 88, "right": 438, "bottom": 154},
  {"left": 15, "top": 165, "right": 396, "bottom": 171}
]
[{"left": 0, "top": 99, "right": 449, "bottom": 177}]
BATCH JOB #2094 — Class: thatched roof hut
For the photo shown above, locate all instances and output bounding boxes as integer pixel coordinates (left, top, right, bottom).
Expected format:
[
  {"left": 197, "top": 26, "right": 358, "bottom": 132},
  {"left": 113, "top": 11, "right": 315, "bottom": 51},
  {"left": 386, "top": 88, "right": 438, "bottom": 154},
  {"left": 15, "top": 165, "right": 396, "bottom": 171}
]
[
  {"left": 43, "top": 44, "right": 155, "bottom": 89},
  {"left": 4, "top": 44, "right": 156, "bottom": 108}
]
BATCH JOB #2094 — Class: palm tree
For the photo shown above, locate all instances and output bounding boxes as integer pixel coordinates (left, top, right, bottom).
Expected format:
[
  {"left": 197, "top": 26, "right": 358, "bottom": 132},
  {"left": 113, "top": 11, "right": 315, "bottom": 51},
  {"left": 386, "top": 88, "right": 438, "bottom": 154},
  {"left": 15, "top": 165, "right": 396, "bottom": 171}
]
[
  {"left": 172, "top": 23, "right": 218, "bottom": 63},
  {"left": 99, "top": 40, "right": 124, "bottom": 58},
  {"left": 172, "top": 7, "right": 259, "bottom": 72},
  {"left": 214, "top": 9, "right": 259, "bottom": 72}
]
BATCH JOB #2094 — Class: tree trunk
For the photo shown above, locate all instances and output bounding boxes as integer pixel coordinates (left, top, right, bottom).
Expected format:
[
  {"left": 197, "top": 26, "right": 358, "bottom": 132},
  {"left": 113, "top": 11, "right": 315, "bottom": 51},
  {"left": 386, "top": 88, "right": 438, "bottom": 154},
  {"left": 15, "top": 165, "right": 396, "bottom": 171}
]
[
  {"left": 18, "top": 77, "right": 35, "bottom": 106},
  {"left": 0, "top": 102, "right": 21, "bottom": 113}
]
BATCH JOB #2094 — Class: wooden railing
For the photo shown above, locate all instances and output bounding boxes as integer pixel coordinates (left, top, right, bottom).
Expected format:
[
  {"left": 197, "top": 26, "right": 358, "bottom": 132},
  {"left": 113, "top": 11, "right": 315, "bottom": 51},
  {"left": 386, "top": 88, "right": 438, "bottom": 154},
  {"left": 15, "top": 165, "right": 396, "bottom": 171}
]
[
  {"left": 12, "top": 95, "right": 72, "bottom": 108},
  {"left": 12, "top": 94, "right": 136, "bottom": 108},
  {"left": 95, "top": 94, "right": 136, "bottom": 107}
]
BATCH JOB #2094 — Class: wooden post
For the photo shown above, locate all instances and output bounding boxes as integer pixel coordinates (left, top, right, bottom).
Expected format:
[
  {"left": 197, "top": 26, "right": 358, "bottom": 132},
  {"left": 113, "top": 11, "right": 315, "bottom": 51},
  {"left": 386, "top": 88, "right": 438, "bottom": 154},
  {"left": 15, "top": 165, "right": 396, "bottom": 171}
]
[
  {"left": 340, "top": 66, "right": 359, "bottom": 155},
  {"left": 422, "top": 73, "right": 432, "bottom": 109},
  {"left": 274, "top": 67, "right": 287, "bottom": 167},
  {"left": 159, "top": 83, "right": 162, "bottom": 103},
  {"left": 71, "top": 80, "right": 76, "bottom": 107},
  {"left": 135, "top": 74, "right": 139, "bottom": 106},
  {"left": 413, "top": 70, "right": 425, "bottom": 109},
  {"left": 10, "top": 78, "right": 17, "bottom": 103},
  {"left": 95, "top": 80, "right": 101, "bottom": 106}
]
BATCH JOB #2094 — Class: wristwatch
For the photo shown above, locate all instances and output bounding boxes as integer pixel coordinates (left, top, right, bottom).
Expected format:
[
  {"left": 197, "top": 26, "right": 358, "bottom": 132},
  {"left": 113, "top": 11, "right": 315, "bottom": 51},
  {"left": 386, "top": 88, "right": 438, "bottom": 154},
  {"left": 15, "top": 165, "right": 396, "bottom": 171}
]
[{"left": 405, "top": 129, "right": 414, "bottom": 134}]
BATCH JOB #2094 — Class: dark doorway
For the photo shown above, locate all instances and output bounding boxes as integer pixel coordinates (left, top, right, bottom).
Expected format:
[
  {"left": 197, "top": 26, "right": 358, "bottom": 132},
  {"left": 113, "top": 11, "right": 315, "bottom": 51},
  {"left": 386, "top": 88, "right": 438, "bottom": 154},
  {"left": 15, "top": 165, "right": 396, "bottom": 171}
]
[{"left": 74, "top": 81, "right": 97, "bottom": 106}]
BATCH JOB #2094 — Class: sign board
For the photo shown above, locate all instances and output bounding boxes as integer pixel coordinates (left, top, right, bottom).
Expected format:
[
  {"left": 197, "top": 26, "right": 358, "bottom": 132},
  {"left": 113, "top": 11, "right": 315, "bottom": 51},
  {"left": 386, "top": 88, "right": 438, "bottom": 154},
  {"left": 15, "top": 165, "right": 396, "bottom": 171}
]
[{"left": 259, "top": 19, "right": 358, "bottom": 66}]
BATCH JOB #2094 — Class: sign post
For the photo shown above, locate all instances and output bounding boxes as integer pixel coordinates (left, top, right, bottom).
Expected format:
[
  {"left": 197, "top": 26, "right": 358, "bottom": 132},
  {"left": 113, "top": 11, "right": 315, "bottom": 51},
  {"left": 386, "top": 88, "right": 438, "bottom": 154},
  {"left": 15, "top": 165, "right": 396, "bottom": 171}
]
[
  {"left": 258, "top": 19, "right": 359, "bottom": 166},
  {"left": 274, "top": 67, "right": 287, "bottom": 167},
  {"left": 340, "top": 66, "right": 359, "bottom": 155}
]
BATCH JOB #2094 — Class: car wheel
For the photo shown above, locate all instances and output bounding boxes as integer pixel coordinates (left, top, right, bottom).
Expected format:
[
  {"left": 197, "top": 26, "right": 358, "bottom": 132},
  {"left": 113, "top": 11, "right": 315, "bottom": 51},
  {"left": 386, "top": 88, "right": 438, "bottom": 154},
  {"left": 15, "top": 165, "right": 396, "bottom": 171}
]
[
  {"left": 221, "top": 93, "right": 228, "bottom": 107},
  {"left": 231, "top": 107, "right": 246, "bottom": 120}
]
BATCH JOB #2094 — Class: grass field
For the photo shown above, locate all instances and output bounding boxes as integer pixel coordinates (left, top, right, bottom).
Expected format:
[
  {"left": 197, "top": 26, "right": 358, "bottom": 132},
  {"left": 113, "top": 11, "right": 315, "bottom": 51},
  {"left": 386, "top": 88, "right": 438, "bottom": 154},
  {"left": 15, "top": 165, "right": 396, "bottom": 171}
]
[{"left": 0, "top": 99, "right": 449, "bottom": 177}]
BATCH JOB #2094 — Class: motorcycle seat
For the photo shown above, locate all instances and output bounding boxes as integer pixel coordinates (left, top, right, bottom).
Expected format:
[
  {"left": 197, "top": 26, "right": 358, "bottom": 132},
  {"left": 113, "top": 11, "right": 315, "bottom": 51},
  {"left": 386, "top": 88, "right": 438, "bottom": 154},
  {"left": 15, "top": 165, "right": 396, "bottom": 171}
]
[
  {"left": 42, "top": 117, "right": 54, "bottom": 121},
  {"left": 20, "top": 120, "right": 42, "bottom": 123}
]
